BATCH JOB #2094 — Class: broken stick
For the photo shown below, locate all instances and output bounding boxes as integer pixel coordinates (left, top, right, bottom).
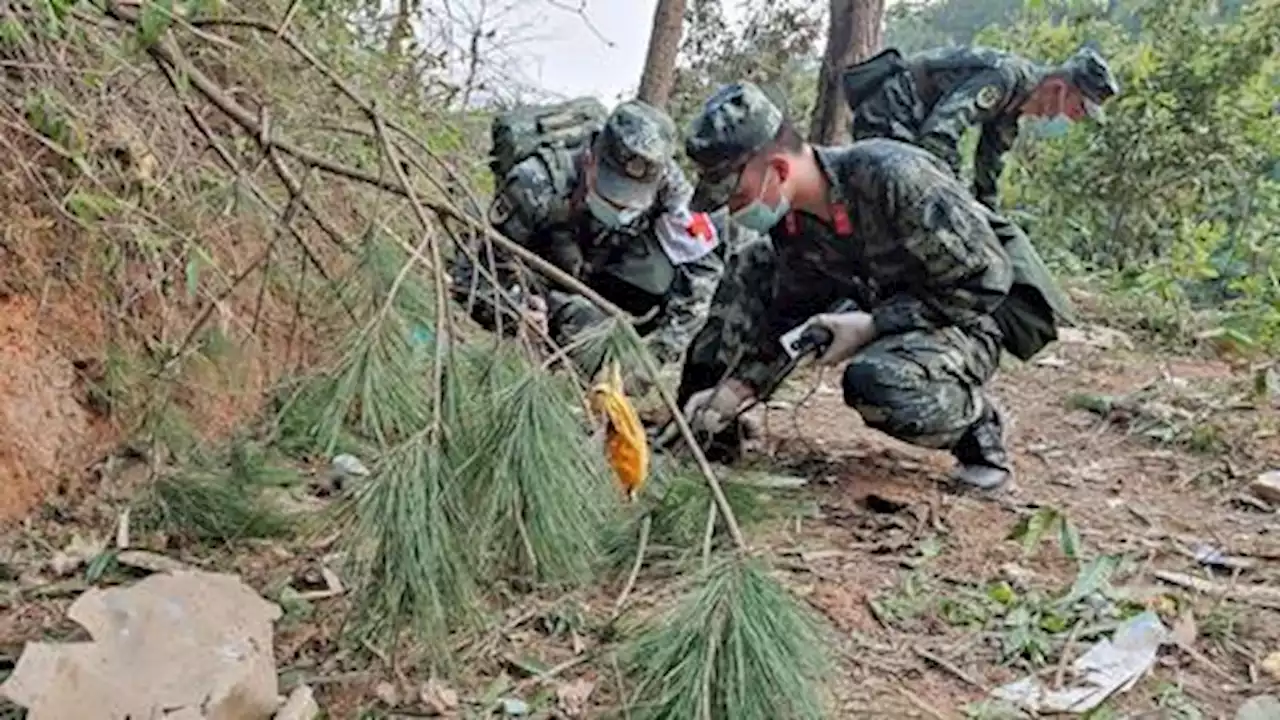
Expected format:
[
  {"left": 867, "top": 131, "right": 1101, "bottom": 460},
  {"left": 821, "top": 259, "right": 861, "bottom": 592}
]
[{"left": 1154, "top": 570, "right": 1280, "bottom": 610}]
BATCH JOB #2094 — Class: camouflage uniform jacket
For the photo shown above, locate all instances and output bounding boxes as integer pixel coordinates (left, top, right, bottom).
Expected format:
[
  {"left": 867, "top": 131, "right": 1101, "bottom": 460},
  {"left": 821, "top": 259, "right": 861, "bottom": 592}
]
[
  {"left": 489, "top": 143, "right": 723, "bottom": 363},
  {"left": 732, "top": 139, "right": 1014, "bottom": 390},
  {"left": 898, "top": 47, "right": 1044, "bottom": 210}
]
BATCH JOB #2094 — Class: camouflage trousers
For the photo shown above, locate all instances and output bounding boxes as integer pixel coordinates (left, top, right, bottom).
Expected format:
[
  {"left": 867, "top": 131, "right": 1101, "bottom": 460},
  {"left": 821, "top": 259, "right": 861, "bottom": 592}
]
[
  {"left": 677, "top": 237, "right": 1010, "bottom": 471},
  {"left": 848, "top": 70, "right": 927, "bottom": 146}
]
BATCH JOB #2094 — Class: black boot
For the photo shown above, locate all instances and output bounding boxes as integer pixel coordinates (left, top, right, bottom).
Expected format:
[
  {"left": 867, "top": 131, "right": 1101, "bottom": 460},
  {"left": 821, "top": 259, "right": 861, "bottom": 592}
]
[{"left": 950, "top": 400, "right": 1013, "bottom": 491}]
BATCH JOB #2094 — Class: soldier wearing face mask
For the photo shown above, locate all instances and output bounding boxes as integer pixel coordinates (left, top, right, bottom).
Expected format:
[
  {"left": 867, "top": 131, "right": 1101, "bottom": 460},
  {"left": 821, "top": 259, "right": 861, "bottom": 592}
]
[
  {"left": 673, "top": 82, "right": 1075, "bottom": 493},
  {"left": 456, "top": 99, "right": 724, "bottom": 386},
  {"left": 843, "top": 45, "right": 1119, "bottom": 210}
]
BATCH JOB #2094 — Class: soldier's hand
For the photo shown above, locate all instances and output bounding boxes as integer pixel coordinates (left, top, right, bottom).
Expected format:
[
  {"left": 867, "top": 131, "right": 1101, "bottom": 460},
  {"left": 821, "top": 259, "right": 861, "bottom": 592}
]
[
  {"left": 681, "top": 380, "right": 753, "bottom": 435},
  {"left": 522, "top": 294, "right": 549, "bottom": 335},
  {"left": 810, "top": 311, "right": 878, "bottom": 366}
]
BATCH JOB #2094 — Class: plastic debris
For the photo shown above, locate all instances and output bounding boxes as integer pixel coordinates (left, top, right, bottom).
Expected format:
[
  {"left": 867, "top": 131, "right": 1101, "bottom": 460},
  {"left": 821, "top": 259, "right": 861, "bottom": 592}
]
[
  {"left": 1190, "top": 543, "right": 1257, "bottom": 572},
  {"left": 331, "top": 453, "right": 370, "bottom": 480},
  {"left": 1263, "top": 651, "right": 1280, "bottom": 683},
  {"left": 500, "top": 697, "right": 530, "bottom": 716},
  {"left": 274, "top": 685, "right": 319, "bottom": 720},
  {"left": 991, "top": 610, "right": 1169, "bottom": 714}
]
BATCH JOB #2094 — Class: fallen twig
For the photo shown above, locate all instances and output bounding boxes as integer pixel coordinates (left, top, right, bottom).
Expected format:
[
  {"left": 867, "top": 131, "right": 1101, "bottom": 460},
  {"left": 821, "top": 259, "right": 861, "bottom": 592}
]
[
  {"left": 897, "top": 686, "right": 953, "bottom": 720},
  {"left": 613, "top": 514, "right": 651, "bottom": 616},
  {"left": 701, "top": 499, "right": 717, "bottom": 567},
  {"left": 114, "top": 508, "right": 130, "bottom": 549},
  {"left": 514, "top": 652, "right": 596, "bottom": 692},
  {"left": 1054, "top": 619, "right": 1085, "bottom": 690},
  {"left": 116, "top": 550, "right": 192, "bottom": 574},
  {"left": 1154, "top": 570, "right": 1280, "bottom": 609},
  {"left": 865, "top": 597, "right": 893, "bottom": 633},
  {"left": 913, "top": 646, "right": 987, "bottom": 692}
]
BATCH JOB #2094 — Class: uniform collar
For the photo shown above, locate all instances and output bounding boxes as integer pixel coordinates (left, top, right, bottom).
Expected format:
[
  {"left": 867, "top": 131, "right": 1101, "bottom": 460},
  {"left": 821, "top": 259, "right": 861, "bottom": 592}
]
[
  {"left": 788, "top": 146, "right": 852, "bottom": 236},
  {"left": 813, "top": 146, "right": 848, "bottom": 205}
]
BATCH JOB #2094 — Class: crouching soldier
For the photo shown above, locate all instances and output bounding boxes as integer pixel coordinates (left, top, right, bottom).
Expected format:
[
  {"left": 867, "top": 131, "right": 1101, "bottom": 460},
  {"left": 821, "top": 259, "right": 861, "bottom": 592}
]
[
  {"left": 673, "top": 82, "right": 1073, "bottom": 492},
  {"left": 453, "top": 99, "right": 724, "bottom": 388}
]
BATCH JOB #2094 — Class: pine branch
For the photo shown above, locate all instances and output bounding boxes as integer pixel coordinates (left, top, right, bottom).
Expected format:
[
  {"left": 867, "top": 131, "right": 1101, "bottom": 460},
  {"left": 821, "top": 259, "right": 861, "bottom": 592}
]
[
  {"left": 464, "top": 368, "right": 619, "bottom": 584},
  {"left": 623, "top": 555, "right": 832, "bottom": 720},
  {"left": 342, "top": 426, "right": 483, "bottom": 656}
]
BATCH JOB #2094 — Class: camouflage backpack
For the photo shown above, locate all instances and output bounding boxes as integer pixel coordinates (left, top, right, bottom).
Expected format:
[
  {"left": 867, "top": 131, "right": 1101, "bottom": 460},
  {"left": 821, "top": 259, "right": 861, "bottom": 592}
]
[{"left": 489, "top": 97, "right": 609, "bottom": 180}]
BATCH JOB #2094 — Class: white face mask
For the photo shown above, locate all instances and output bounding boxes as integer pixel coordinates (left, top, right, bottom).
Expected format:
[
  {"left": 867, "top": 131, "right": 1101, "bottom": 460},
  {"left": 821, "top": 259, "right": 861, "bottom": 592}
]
[{"left": 586, "top": 189, "right": 642, "bottom": 228}]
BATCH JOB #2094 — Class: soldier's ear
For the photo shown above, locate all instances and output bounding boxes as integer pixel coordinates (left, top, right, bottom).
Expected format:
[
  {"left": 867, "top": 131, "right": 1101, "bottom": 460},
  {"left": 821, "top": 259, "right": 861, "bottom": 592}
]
[{"left": 768, "top": 155, "right": 792, "bottom": 184}]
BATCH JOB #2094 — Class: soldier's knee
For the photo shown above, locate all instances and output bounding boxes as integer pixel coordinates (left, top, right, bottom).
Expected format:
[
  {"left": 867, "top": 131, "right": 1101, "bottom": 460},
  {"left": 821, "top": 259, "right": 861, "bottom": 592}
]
[
  {"left": 842, "top": 357, "right": 918, "bottom": 424},
  {"left": 548, "top": 293, "right": 607, "bottom": 342},
  {"left": 841, "top": 356, "right": 969, "bottom": 446}
]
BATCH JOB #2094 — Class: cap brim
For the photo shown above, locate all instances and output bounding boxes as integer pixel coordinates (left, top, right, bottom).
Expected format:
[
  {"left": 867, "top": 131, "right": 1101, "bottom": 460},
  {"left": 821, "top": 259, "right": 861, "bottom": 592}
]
[
  {"left": 1083, "top": 97, "right": 1106, "bottom": 122},
  {"left": 690, "top": 169, "right": 740, "bottom": 213},
  {"left": 595, "top": 165, "right": 658, "bottom": 210}
]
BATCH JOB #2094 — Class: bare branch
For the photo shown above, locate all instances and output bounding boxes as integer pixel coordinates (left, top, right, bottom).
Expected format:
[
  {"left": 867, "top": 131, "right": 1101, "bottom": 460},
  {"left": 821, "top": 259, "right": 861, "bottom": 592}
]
[{"left": 543, "top": 0, "right": 615, "bottom": 48}]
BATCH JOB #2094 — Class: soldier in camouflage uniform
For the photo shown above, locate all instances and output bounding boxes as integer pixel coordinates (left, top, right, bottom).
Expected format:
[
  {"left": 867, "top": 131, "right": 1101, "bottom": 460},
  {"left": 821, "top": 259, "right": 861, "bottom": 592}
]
[
  {"left": 842, "top": 45, "right": 1119, "bottom": 210},
  {"left": 675, "top": 82, "right": 1073, "bottom": 491},
  {"left": 455, "top": 100, "right": 724, "bottom": 382}
]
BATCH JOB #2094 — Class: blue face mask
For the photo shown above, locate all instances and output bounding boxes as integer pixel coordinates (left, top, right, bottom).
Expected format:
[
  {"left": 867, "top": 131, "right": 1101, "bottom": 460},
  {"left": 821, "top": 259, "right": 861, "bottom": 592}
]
[
  {"left": 1034, "top": 114, "right": 1071, "bottom": 138},
  {"left": 586, "top": 189, "right": 642, "bottom": 228},
  {"left": 731, "top": 167, "right": 789, "bottom": 233}
]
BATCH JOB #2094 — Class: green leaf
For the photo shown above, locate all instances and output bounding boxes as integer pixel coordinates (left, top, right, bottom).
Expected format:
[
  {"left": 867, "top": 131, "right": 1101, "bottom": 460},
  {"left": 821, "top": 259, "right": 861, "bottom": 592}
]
[
  {"left": 1007, "top": 507, "right": 1058, "bottom": 556},
  {"left": 185, "top": 256, "right": 201, "bottom": 299},
  {"left": 1057, "top": 516, "right": 1081, "bottom": 560},
  {"left": 1057, "top": 555, "right": 1121, "bottom": 607},
  {"left": 137, "top": 0, "right": 174, "bottom": 47},
  {"left": 1039, "top": 611, "right": 1070, "bottom": 633},
  {"left": 987, "top": 581, "right": 1018, "bottom": 606}
]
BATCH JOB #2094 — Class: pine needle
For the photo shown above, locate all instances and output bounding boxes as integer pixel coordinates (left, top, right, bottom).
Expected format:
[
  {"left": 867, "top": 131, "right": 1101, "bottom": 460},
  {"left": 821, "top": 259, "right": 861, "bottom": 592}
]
[
  {"left": 622, "top": 554, "right": 833, "bottom": 720},
  {"left": 463, "top": 367, "right": 619, "bottom": 586},
  {"left": 138, "top": 440, "right": 297, "bottom": 543},
  {"left": 571, "top": 316, "right": 659, "bottom": 390},
  {"left": 340, "top": 428, "right": 483, "bottom": 655},
  {"left": 270, "top": 234, "right": 489, "bottom": 655},
  {"left": 602, "top": 461, "right": 768, "bottom": 573},
  {"left": 274, "top": 238, "right": 439, "bottom": 454}
]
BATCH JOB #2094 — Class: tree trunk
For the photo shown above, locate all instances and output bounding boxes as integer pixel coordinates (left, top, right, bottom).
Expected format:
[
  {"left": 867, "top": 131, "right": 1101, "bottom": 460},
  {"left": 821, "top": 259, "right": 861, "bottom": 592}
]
[
  {"left": 808, "top": 0, "right": 886, "bottom": 145},
  {"left": 637, "top": 0, "right": 687, "bottom": 108},
  {"left": 386, "top": 0, "right": 413, "bottom": 57}
]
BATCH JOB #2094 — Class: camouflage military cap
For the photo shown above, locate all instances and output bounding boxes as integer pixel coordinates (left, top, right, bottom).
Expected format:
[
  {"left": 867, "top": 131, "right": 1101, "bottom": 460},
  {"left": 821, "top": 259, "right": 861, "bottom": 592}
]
[
  {"left": 684, "top": 82, "right": 784, "bottom": 212},
  {"left": 593, "top": 99, "right": 677, "bottom": 210},
  {"left": 1061, "top": 46, "right": 1119, "bottom": 120}
]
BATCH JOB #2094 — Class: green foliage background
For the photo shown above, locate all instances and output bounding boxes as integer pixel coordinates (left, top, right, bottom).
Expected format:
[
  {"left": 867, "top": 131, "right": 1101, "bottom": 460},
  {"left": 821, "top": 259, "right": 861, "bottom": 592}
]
[{"left": 897, "top": 0, "right": 1280, "bottom": 353}]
